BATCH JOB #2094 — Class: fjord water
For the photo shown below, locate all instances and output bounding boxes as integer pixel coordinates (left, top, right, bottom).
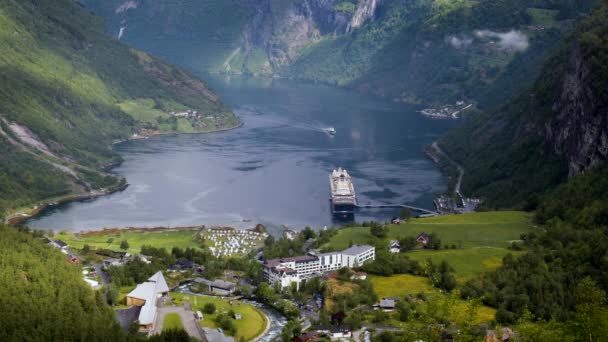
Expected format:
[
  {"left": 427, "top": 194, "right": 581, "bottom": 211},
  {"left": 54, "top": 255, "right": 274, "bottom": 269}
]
[{"left": 28, "top": 76, "right": 455, "bottom": 235}]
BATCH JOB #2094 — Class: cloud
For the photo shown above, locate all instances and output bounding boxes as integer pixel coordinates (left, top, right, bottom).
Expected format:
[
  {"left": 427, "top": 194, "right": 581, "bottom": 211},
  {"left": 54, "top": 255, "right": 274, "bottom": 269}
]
[
  {"left": 116, "top": 1, "right": 138, "bottom": 14},
  {"left": 474, "top": 30, "right": 530, "bottom": 52},
  {"left": 445, "top": 35, "right": 473, "bottom": 49}
]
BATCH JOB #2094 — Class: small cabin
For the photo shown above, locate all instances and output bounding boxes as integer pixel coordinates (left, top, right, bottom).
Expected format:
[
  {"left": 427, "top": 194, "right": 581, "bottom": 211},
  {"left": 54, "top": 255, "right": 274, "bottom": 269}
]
[{"left": 416, "top": 233, "right": 430, "bottom": 246}]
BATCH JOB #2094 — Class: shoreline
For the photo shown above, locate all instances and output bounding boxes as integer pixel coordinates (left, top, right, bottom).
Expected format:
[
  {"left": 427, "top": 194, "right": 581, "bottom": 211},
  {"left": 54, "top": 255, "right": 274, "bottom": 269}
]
[
  {"left": 251, "top": 306, "right": 271, "bottom": 342},
  {"left": 4, "top": 119, "right": 244, "bottom": 227},
  {"left": 4, "top": 181, "right": 129, "bottom": 226},
  {"left": 71, "top": 224, "right": 267, "bottom": 236},
  {"left": 111, "top": 119, "right": 244, "bottom": 146}
]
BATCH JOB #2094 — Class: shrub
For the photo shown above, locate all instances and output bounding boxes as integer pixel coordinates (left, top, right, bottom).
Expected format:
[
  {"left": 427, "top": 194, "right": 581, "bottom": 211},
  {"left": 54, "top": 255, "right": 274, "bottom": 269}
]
[{"left": 203, "top": 303, "right": 216, "bottom": 314}]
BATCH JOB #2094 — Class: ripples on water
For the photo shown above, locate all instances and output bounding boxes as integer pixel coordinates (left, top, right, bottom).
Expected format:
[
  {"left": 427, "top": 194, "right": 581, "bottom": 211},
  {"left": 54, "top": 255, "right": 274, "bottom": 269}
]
[{"left": 28, "top": 76, "right": 455, "bottom": 234}]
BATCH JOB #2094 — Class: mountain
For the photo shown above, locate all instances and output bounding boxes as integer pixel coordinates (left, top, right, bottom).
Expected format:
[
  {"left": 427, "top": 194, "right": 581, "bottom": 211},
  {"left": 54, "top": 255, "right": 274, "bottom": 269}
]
[
  {"left": 0, "top": 226, "right": 124, "bottom": 341},
  {"left": 82, "top": 0, "right": 593, "bottom": 106},
  {"left": 438, "top": 0, "right": 608, "bottom": 208},
  {"left": 0, "top": 0, "right": 237, "bottom": 218}
]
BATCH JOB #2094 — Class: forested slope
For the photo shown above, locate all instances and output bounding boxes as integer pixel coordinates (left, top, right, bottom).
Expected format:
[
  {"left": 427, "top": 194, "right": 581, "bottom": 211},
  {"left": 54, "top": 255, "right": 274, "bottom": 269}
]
[
  {"left": 0, "top": 226, "right": 125, "bottom": 341},
  {"left": 82, "top": 0, "right": 594, "bottom": 107},
  {"left": 0, "top": 0, "right": 237, "bottom": 217},
  {"left": 439, "top": 0, "right": 608, "bottom": 208},
  {"left": 458, "top": 168, "right": 608, "bottom": 340}
]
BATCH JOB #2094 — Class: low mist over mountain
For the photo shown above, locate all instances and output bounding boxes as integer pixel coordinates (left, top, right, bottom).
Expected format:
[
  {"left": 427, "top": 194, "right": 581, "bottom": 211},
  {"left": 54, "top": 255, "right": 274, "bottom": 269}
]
[
  {"left": 84, "top": 0, "right": 594, "bottom": 106},
  {"left": 2, "top": 1, "right": 608, "bottom": 341},
  {"left": 441, "top": 0, "right": 608, "bottom": 207}
]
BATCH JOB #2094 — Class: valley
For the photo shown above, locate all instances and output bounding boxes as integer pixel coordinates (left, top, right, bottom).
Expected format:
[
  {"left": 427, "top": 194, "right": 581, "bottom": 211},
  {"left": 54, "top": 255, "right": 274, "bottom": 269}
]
[{"left": 1, "top": 0, "right": 608, "bottom": 341}]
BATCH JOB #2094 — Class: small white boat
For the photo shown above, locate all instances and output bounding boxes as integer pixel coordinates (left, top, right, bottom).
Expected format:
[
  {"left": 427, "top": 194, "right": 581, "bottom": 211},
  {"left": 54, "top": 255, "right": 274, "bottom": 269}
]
[{"left": 325, "top": 127, "right": 336, "bottom": 135}]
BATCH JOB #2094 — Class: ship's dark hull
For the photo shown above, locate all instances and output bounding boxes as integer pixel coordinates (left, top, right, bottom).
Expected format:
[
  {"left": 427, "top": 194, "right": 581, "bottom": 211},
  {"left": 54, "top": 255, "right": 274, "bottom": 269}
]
[{"left": 330, "top": 200, "right": 356, "bottom": 215}]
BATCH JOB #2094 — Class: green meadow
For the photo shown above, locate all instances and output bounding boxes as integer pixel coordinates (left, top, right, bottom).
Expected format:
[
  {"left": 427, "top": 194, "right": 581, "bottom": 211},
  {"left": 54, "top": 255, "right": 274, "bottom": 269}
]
[
  {"left": 54, "top": 229, "right": 203, "bottom": 254},
  {"left": 171, "top": 293, "right": 267, "bottom": 341},
  {"left": 162, "top": 313, "right": 183, "bottom": 331},
  {"left": 325, "top": 211, "right": 535, "bottom": 280},
  {"left": 369, "top": 274, "right": 496, "bottom": 324}
]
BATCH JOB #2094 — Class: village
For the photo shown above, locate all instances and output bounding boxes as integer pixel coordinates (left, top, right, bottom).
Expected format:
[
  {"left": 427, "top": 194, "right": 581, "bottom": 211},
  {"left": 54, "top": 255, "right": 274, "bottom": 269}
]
[
  {"left": 39, "top": 211, "right": 533, "bottom": 342},
  {"left": 170, "top": 109, "right": 229, "bottom": 130},
  {"left": 419, "top": 101, "right": 474, "bottom": 120}
]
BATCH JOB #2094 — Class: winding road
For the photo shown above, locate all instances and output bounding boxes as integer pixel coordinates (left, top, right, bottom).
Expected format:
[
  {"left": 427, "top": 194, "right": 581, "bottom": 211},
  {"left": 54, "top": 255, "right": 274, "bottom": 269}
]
[{"left": 431, "top": 142, "right": 464, "bottom": 196}]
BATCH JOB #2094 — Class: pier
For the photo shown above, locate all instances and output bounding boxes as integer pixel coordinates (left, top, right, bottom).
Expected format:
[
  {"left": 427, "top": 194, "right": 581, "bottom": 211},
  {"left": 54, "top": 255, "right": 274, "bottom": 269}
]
[{"left": 355, "top": 203, "right": 438, "bottom": 216}]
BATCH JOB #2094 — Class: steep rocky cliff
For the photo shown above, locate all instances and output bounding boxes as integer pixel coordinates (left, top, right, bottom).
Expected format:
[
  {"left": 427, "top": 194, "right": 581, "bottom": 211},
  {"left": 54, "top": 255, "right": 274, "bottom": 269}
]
[
  {"left": 83, "top": 0, "right": 380, "bottom": 75},
  {"left": 547, "top": 44, "right": 608, "bottom": 175},
  {"left": 347, "top": 0, "right": 380, "bottom": 32},
  {"left": 439, "top": 0, "right": 608, "bottom": 208},
  {"left": 84, "top": 0, "right": 594, "bottom": 107}
]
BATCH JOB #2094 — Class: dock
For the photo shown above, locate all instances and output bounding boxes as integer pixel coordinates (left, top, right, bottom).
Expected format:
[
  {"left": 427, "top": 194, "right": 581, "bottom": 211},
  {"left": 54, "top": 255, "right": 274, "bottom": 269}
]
[{"left": 355, "top": 203, "right": 438, "bottom": 216}]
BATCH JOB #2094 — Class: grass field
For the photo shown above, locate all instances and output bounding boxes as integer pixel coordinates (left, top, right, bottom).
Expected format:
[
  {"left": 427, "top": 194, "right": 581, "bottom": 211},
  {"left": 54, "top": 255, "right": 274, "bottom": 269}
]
[
  {"left": 163, "top": 313, "right": 184, "bottom": 331},
  {"left": 407, "top": 248, "right": 525, "bottom": 282},
  {"left": 369, "top": 274, "right": 434, "bottom": 299},
  {"left": 171, "top": 293, "right": 267, "bottom": 341},
  {"left": 369, "top": 274, "right": 496, "bottom": 324},
  {"left": 53, "top": 229, "right": 203, "bottom": 254},
  {"left": 118, "top": 286, "right": 135, "bottom": 305},
  {"left": 326, "top": 211, "right": 533, "bottom": 250},
  {"left": 324, "top": 211, "right": 535, "bottom": 281}
]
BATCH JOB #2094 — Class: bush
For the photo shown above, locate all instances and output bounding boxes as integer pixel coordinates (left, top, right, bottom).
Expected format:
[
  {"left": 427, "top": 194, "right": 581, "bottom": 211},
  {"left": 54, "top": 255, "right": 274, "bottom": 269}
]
[
  {"left": 120, "top": 240, "right": 129, "bottom": 250},
  {"left": 370, "top": 222, "right": 389, "bottom": 238},
  {"left": 203, "top": 303, "right": 216, "bottom": 314},
  {"left": 495, "top": 307, "right": 515, "bottom": 324}
]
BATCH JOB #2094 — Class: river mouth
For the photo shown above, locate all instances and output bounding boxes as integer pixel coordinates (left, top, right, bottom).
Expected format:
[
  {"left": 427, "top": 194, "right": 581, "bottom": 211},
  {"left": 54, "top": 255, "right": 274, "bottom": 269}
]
[{"left": 27, "top": 76, "right": 456, "bottom": 235}]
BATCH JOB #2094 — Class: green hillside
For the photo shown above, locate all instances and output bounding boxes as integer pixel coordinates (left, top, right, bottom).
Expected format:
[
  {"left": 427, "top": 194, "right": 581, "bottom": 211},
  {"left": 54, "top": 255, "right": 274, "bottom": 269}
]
[
  {"left": 80, "top": 0, "right": 595, "bottom": 107},
  {"left": 439, "top": 0, "right": 608, "bottom": 208},
  {"left": 0, "top": 0, "right": 237, "bottom": 217},
  {"left": 0, "top": 225, "right": 124, "bottom": 341},
  {"left": 82, "top": 0, "right": 255, "bottom": 73},
  {"left": 288, "top": 0, "right": 593, "bottom": 105}
]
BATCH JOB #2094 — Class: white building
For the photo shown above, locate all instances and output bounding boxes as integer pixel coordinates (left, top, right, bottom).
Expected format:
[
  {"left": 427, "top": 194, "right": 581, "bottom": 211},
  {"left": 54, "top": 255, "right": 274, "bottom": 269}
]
[
  {"left": 318, "top": 251, "right": 344, "bottom": 272},
  {"left": 262, "top": 255, "right": 319, "bottom": 290},
  {"left": 263, "top": 265, "right": 301, "bottom": 290},
  {"left": 341, "top": 245, "right": 376, "bottom": 268},
  {"left": 126, "top": 271, "right": 169, "bottom": 331},
  {"left": 263, "top": 245, "right": 375, "bottom": 289},
  {"left": 389, "top": 240, "right": 401, "bottom": 253}
]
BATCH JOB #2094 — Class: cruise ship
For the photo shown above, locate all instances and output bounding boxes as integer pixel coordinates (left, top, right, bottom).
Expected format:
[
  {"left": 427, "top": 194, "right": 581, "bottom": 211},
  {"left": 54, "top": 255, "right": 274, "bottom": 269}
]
[{"left": 329, "top": 168, "right": 357, "bottom": 215}]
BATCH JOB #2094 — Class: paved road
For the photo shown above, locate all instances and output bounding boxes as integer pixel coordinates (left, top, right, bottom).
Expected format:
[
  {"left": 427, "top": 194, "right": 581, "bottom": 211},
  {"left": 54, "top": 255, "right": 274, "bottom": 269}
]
[
  {"left": 431, "top": 142, "right": 464, "bottom": 196},
  {"left": 154, "top": 306, "right": 203, "bottom": 340},
  {"left": 93, "top": 264, "right": 110, "bottom": 304}
]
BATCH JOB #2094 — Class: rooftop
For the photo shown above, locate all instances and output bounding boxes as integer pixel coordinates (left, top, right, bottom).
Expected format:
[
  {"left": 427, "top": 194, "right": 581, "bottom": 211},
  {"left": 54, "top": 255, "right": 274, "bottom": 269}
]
[
  {"left": 379, "top": 298, "right": 396, "bottom": 308},
  {"left": 275, "top": 267, "right": 297, "bottom": 274},
  {"left": 54, "top": 240, "right": 68, "bottom": 248},
  {"left": 194, "top": 278, "right": 236, "bottom": 290},
  {"left": 264, "top": 255, "right": 318, "bottom": 268},
  {"left": 342, "top": 245, "right": 374, "bottom": 256},
  {"left": 126, "top": 271, "right": 168, "bottom": 325},
  {"left": 313, "top": 325, "right": 352, "bottom": 333}
]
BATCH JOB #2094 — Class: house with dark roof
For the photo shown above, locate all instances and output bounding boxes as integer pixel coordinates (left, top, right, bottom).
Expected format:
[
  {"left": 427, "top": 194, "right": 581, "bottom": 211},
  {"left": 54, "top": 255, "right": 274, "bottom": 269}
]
[
  {"left": 377, "top": 298, "right": 397, "bottom": 311},
  {"left": 54, "top": 240, "right": 69, "bottom": 249},
  {"left": 193, "top": 278, "right": 236, "bottom": 295},
  {"left": 294, "top": 331, "right": 320, "bottom": 342},
  {"left": 312, "top": 325, "right": 352, "bottom": 341},
  {"left": 416, "top": 233, "right": 430, "bottom": 246}
]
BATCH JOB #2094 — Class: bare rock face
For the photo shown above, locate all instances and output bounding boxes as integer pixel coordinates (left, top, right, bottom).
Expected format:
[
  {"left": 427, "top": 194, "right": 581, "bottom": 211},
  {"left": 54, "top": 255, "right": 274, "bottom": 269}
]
[
  {"left": 246, "top": 0, "right": 381, "bottom": 70},
  {"left": 546, "top": 45, "right": 608, "bottom": 176},
  {"left": 347, "top": 0, "right": 380, "bottom": 32}
]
